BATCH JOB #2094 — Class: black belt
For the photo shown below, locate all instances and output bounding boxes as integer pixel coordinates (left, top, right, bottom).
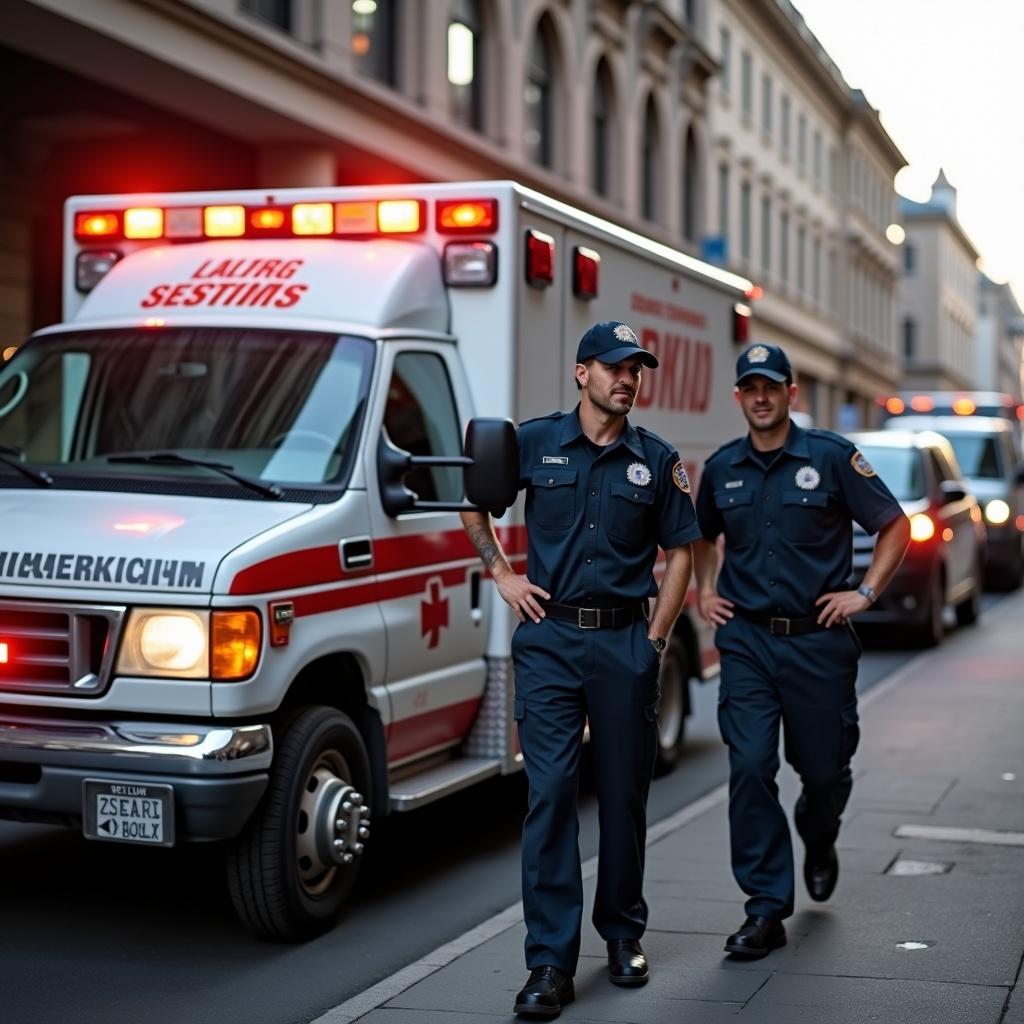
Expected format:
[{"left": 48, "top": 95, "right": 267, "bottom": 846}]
[
  {"left": 543, "top": 602, "right": 646, "bottom": 630},
  {"left": 735, "top": 608, "right": 825, "bottom": 636}
]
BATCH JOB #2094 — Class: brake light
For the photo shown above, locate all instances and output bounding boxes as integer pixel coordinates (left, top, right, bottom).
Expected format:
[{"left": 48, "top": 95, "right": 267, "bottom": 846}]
[
  {"left": 377, "top": 199, "right": 422, "bottom": 234},
  {"left": 204, "top": 205, "right": 246, "bottom": 237},
  {"left": 910, "top": 395, "right": 934, "bottom": 412},
  {"left": 573, "top": 246, "right": 600, "bottom": 299},
  {"left": 123, "top": 207, "right": 164, "bottom": 239},
  {"left": 75, "top": 212, "right": 120, "bottom": 240},
  {"left": 292, "top": 203, "right": 334, "bottom": 235},
  {"left": 525, "top": 229, "right": 554, "bottom": 288},
  {"left": 952, "top": 397, "right": 976, "bottom": 415},
  {"left": 885, "top": 397, "right": 905, "bottom": 415},
  {"left": 1017, "top": 405, "right": 1024, "bottom": 422},
  {"left": 733, "top": 303, "right": 751, "bottom": 344},
  {"left": 437, "top": 199, "right": 498, "bottom": 233},
  {"left": 909, "top": 512, "right": 936, "bottom": 542}
]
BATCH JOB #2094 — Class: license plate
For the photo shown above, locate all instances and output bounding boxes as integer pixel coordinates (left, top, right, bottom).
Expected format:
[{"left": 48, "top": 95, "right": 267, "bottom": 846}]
[{"left": 83, "top": 779, "right": 175, "bottom": 847}]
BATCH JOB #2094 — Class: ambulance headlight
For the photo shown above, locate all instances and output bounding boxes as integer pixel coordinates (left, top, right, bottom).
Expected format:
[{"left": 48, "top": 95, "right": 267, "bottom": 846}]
[
  {"left": 76, "top": 250, "right": 121, "bottom": 293},
  {"left": 117, "top": 609, "right": 209, "bottom": 678},
  {"left": 443, "top": 242, "right": 497, "bottom": 287}
]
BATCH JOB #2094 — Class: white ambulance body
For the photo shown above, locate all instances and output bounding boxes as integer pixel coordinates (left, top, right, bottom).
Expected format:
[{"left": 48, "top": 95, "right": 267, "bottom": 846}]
[{"left": 0, "top": 182, "right": 750, "bottom": 938}]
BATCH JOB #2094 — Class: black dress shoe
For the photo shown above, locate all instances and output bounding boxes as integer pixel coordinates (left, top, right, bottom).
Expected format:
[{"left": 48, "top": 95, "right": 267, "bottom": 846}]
[
  {"left": 724, "top": 915, "right": 786, "bottom": 959},
  {"left": 805, "top": 844, "right": 839, "bottom": 902},
  {"left": 513, "top": 965, "right": 575, "bottom": 1018},
  {"left": 606, "top": 939, "right": 649, "bottom": 986}
]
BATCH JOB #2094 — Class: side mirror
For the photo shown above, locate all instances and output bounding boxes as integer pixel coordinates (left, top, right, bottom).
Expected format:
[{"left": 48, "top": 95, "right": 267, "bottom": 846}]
[
  {"left": 377, "top": 418, "right": 518, "bottom": 518},
  {"left": 464, "top": 418, "right": 519, "bottom": 514},
  {"left": 939, "top": 479, "right": 968, "bottom": 504}
]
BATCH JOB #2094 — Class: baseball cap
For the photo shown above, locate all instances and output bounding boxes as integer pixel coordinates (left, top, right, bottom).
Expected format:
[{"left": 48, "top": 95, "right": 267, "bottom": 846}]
[
  {"left": 575, "top": 321, "right": 659, "bottom": 369},
  {"left": 735, "top": 343, "right": 792, "bottom": 384}
]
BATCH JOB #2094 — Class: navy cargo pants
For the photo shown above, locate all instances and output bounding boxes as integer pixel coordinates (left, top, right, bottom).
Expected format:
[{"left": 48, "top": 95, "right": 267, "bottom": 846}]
[
  {"left": 715, "top": 615, "right": 861, "bottom": 920},
  {"left": 511, "top": 615, "right": 660, "bottom": 975}
]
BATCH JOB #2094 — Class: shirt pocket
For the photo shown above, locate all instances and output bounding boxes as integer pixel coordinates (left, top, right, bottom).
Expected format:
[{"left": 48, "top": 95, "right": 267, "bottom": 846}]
[
  {"left": 780, "top": 490, "right": 832, "bottom": 545},
  {"left": 714, "top": 489, "right": 755, "bottom": 548},
  {"left": 530, "top": 467, "right": 578, "bottom": 529},
  {"left": 608, "top": 481, "right": 656, "bottom": 543}
]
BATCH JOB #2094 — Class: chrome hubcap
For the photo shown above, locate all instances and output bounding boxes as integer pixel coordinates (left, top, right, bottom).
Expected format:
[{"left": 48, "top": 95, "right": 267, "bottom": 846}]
[{"left": 295, "top": 750, "right": 371, "bottom": 897}]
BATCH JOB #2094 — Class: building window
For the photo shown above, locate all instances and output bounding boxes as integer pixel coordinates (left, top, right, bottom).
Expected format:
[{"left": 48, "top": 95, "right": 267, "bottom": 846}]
[
  {"left": 684, "top": 0, "right": 697, "bottom": 26},
  {"left": 719, "top": 27, "right": 731, "bottom": 94},
  {"left": 592, "top": 59, "right": 614, "bottom": 197},
  {"left": 812, "top": 236, "right": 821, "bottom": 303},
  {"left": 828, "top": 147, "right": 838, "bottom": 194},
  {"left": 828, "top": 248, "right": 837, "bottom": 310},
  {"left": 797, "top": 224, "right": 806, "bottom": 295},
  {"left": 761, "top": 195, "right": 771, "bottom": 272},
  {"left": 741, "top": 50, "right": 752, "bottom": 118},
  {"left": 682, "top": 126, "right": 698, "bottom": 241},
  {"left": 761, "top": 73, "right": 772, "bottom": 136},
  {"left": 449, "top": 0, "right": 483, "bottom": 131},
  {"left": 740, "top": 181, "right": 751, "bottom": 263},
  {"left": 780, "top": 94, "right": 790, "bottom": 154},
  {"left": 242, "top": 0, "right": 292, "bottom": 31},
  {"left": 525, "top": 23, "right": 554, "bottom": 168},
  {"left": 903, "top": 243, "right": 916, "bottom": 275},
  {"left": 797, "top": 113, "right": 806, "bottom": 170},
  {"left": 903, "top": 317, "right": 916, "bottom": 360},
  {"left": 718, "top": 162, "right": 729, "bottom": 239},
  {"left": 641, "top": 95, "right": 660, "bottom": 221},
  {"left": 780, "top": 210, "right": 789, "bottom": 285},
  {"left": 813, "top": 130, "right": 822, "bottom": 185},
  {"left": 352, "top": 0, "right": 396, "bottom": 86}
]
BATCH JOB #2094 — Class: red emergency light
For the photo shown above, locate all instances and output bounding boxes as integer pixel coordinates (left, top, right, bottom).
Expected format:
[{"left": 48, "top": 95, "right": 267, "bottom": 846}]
[
  {"left": 74, "top": 212, "right": 120, "bottom": 240},
  {"left": 0, "top": 641, "right": 8, "bottom": 665},
  {"left": 572, "top": 246, "right": 600, "bottom": 299},
  {"left": 909, "top": 395, "right": 935, "bottom": 412},
  {"left": 525, "top": 230, "right": 554, "bottom": 288},
  {"left": 437, "top": 199, "right": 498, "bottom": 234},
  {"left": 733, "top": 303, "right": 751, "bottom": 344}
]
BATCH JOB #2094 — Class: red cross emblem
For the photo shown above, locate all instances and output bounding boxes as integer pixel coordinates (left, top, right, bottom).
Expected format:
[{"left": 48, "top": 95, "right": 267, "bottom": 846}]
[{"left": 420, "top": 578, "right": 449, "bottom": 649}]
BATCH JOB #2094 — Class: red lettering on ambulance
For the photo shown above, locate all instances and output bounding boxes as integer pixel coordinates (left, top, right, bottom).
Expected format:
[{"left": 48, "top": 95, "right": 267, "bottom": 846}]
[
  {"left": 140, "top": 285, "right": 169, "bottom": 308},
  {"left": 273, "top": 284, "right": 308, "bottom": 307}
]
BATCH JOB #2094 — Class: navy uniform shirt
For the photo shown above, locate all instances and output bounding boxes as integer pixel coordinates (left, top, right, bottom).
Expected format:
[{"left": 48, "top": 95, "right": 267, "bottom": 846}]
[
  {"left": 518, "top": 407, "right": 701, "bottom": 605},
  {"left": 696, "top": 422, "right": 903, "bottom": 616}
]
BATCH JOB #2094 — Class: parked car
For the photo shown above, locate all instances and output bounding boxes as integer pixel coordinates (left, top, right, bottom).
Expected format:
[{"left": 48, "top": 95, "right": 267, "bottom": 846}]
[
  {"left": 883, "top": 416, "right": 1024, "bottom": 590},
  {"left": 846, "top": 429, "right": 987, "bottom": 647}
]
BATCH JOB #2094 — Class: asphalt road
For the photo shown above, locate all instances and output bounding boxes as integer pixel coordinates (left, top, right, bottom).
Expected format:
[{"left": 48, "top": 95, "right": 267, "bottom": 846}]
[{"left": 0, "top": 607, "right": 998, "bottom": 1024}]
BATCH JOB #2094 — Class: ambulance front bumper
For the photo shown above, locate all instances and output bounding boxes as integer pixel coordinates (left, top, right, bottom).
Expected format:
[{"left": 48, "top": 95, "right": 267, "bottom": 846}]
[{"left": 0, "top": 716, "right": 272, "bottom": 841}]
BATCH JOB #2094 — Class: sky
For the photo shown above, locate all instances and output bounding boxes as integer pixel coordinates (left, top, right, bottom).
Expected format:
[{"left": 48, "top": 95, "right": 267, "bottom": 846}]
[{"left": 792, "top": 0, "right": 1024, "bottom": 306}]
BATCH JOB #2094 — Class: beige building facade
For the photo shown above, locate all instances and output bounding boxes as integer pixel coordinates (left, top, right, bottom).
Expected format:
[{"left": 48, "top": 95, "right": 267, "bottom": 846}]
[{"left": 975, "top": 273, "right": 1024, "bottom": 400}]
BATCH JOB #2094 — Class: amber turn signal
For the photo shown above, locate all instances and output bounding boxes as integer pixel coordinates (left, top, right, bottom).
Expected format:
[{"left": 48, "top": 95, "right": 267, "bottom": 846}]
[{"left": 211, "top": 610, "right": 261, "bottom": 681}]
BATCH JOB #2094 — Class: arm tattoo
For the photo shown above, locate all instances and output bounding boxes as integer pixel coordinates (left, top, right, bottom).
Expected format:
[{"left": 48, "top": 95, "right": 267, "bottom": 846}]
[{"left": 467, "top": 523, "right": 502, "bottom": 571}]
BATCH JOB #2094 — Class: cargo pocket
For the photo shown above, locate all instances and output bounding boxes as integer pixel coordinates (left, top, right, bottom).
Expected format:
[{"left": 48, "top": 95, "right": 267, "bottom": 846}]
[
  {"left": 608, "top": 482, "right": 656, "bottom": 543},
  {"left": 714, "top": 489, "right": 755, "bottom": 548},
  {"left": 530, "top": 468, "right": 577, "bottom": 529}
]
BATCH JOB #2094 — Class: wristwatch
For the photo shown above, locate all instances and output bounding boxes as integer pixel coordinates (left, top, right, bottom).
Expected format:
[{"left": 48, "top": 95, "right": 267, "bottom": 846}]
[
  {"left": 649, "top": 636, "right": 667, "bottom": 654},
  {"left": 856, "top": 583, "right": 877, "bottom": 605}
]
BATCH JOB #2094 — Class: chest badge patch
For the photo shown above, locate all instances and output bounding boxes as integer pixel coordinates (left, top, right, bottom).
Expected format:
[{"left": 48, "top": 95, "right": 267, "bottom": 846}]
[
  {"left": 851, "top": 451, "right": 877, "bottom": 478},
  {"left": 627, "top": 462, "right": 652, "bottom": 487},
  {"left": 672, "top": 461, "right": 690, "bottom": 494},
  {"left": 542, "top": 456, "right": 569, "bottom": 465},
  {"left": 613, "top": 324, "right": 639, "bottom": 345},
  {"left": 724, "top": 480, "right": 744, "bottom": 489},
  {"left": 795, "top": 466, "right": 821, "bottom": 490},
  {"left": 747, "top": 344, "right": 770, "bottom": 363}
]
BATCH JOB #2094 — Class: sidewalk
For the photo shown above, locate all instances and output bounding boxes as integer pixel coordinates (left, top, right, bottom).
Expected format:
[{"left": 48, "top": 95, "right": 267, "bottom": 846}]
[{"left": 347, "top": 590, "right": 1024, "bottom": 1023}]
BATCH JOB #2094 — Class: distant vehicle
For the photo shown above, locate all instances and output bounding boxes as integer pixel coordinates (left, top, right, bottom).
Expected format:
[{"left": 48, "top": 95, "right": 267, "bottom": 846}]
[
  {"left": 847, "top": 429, "right": 986, "bottom": 647},
  {"left": 789, "top": 410, "right": 814, "bottom": 429},
  {"left": 877, "top": 390, "right": 1023, "bottom": 454},
  {"left": 883, "top": 416, "right": 1024, "bottom": 590}
]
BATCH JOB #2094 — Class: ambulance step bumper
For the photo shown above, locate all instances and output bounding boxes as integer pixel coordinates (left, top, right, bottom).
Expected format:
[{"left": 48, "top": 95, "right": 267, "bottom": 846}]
[{"left": 389, "top": 756, "right": 501, "bottom": 812}]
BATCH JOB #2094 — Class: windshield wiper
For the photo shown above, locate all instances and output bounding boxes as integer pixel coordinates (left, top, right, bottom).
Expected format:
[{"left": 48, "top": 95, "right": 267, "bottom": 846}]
[
  {"left": 106, "top": 451, "right": 284, "bottom": 499},
  {"left": 0, "top": 444, "right": 54, "bottom": 487}
]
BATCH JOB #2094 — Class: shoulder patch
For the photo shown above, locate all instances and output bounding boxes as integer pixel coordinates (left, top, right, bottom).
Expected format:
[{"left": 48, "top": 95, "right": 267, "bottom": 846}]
[
  {"left": 850, "top": 450, "right": 876, "bottom": 478},
  {"left": 672, "top": 461, "right": 691, "bottom": 493}
]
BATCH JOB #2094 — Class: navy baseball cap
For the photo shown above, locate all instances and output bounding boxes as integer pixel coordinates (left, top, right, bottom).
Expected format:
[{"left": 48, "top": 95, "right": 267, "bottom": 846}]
[
  {"left": 576, "top": 321, "right": 659, "bottom": 368},
  {"left": 735, "top": 343, "right": 792, "bottom": 384}
]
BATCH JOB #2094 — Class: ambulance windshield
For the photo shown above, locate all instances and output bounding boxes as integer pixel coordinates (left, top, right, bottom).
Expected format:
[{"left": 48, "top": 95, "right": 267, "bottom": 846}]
[{"left": 0, "top": 327, "right": 373, "bottom": 496}]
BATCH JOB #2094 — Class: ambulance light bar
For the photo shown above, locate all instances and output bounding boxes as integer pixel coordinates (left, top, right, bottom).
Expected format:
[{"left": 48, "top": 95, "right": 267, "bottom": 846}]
[{"left": 437, "top": 199, "right": 498, "bottom": 233}]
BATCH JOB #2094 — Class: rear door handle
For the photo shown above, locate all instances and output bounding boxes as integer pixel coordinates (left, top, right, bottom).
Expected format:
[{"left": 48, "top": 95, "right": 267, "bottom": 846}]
[{"left": 340, "top": 536, "right": 373, "bottom": 572}]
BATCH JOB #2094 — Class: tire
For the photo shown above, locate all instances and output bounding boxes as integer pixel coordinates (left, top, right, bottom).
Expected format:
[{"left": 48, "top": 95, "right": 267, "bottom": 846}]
[
  {"left": 955, "top": 556, "right": 983, "bottom": 627},
  {"left": 911, "top": 566, "right": 945, "bottom": 648},
  {"left": 225, "top": 706, "right": 373, "bottom": 941},
  {"left": 653, "top": 636, "right": 691, "bottom": 776}
]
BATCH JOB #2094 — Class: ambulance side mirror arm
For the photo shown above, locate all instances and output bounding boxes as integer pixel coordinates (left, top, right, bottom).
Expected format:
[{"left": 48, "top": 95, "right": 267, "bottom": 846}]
[{"left": 377, "top": 418, "right": 519, "bottom": 518}]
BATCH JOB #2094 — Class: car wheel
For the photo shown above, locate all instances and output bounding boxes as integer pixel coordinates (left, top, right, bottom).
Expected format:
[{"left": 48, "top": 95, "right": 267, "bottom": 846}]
[
  {"left": 653, "top": 636, "right": 691, "bottom": 776},
  {"left": 912, "top": 566, "right": 945, "bottom": 648},
  {"left": 225, "top": 705, "right": 372, "bottom": 941}
]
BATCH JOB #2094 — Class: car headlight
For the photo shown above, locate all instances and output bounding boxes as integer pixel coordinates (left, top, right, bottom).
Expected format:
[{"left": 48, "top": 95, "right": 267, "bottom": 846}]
[
  {"left": 117, "top": 609, "right": 209, "bottom": 678},
  {"left": 984, "top": 499, "right": 1011, "bottom": 526}
]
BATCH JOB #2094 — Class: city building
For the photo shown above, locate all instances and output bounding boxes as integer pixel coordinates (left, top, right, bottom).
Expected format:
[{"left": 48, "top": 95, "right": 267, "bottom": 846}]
[
  {"left": 975, "top": 273, "right": 1024, "bottom": 400},
  {"left": 898, "top": 170, "right": 979, "bottom": 391}
]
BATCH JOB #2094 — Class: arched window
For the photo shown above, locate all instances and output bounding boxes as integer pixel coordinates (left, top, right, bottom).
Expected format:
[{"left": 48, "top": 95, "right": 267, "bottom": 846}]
[
  {"left": 525, "top": 23, "right": 555, "bottom": 168},
  {"left": 449, "top": 0, "right": 483, "bottom": 131},
  {"left": 352, "top": 0, "right": 397, "bottom": 86},
  {"left": 682, "top": 125, "right": 698, "bottom": 241},
  {"left": 592, "top": 59, "right": 614, "bottom": 197},
  {"left": 641, "top": 95, "right": 660, "bottom": 221}
]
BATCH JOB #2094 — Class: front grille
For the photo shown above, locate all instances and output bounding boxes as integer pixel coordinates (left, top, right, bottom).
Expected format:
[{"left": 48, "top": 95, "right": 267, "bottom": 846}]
[{"left": 0, "top": 601, "right": 125, "bottom": 696}]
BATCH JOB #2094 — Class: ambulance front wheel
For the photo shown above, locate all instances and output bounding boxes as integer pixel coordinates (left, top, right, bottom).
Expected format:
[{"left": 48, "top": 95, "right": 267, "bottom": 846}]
[
  {"left": 653, "top": 636, "right": 691, "bottom": 776},
  {"left": 225, "top": 705, "right": 372, "bottom": 941}
]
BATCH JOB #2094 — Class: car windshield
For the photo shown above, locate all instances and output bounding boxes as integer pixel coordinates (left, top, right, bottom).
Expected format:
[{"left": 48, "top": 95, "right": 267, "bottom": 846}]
[
  {"left": 856, "top": 445, "right": 925, "bottom": 502},
  {"left": 944, "top": 434, "right": 1003, "bottom": 480},
  {"left": 0, "top": 327, "right": 373, "bottom": 494}
]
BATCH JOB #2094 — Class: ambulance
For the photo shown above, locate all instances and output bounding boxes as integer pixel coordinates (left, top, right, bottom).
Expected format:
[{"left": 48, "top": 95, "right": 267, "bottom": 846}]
[{"left": 0, "top": 182, "right": 751, "bottom": 939}]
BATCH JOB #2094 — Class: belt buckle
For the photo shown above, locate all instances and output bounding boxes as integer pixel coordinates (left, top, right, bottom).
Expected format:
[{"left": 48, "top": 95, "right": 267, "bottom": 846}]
[
  {"left": 769, "top": 617, "right": 791, "bottom": 636},
  {"left": 577, "top": 607, "right": 599, "bottom": 629}
]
